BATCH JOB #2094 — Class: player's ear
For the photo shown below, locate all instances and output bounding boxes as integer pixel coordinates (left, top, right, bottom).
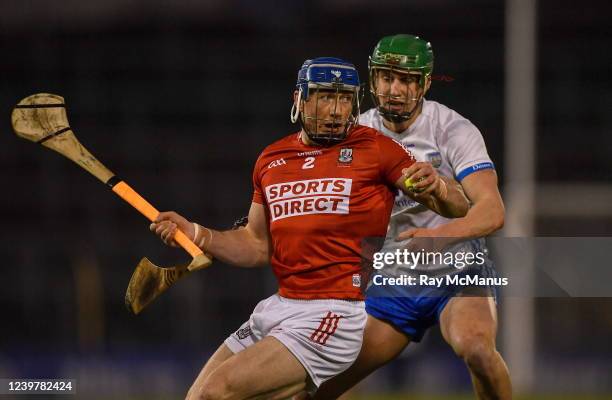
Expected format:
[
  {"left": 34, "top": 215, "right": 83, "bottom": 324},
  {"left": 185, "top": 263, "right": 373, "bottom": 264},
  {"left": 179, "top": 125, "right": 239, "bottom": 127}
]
[{"left": 423, "top": 76, "right": 432, "bottom": 94}]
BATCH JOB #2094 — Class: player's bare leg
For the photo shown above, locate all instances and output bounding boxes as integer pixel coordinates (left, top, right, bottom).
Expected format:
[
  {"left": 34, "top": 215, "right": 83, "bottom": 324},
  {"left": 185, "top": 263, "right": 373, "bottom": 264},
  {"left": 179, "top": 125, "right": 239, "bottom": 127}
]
[
  {"left": 187, "top": 344, "right": 235, "bottom": 399},
  {"left": 186, "top": 336, "right": 308, "bottom": 400},
  {"left": 310, "top": 315, "right": 411, "bottom": 400},
  {"left": 440, "top": 296, "right": 512, "bottom": 400}
]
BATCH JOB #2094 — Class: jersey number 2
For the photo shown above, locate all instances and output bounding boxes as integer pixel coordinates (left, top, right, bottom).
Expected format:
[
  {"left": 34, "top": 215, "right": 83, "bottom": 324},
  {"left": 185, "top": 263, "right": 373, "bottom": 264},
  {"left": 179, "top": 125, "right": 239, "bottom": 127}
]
[{"left": 302, "top": 157, "right": 315, "bottom": 169}]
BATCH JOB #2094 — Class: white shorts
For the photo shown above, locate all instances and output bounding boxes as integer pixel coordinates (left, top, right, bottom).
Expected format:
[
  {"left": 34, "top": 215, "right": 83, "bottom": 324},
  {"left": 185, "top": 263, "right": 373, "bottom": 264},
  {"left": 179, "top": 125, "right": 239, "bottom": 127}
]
[{"left": 224, "top": 294, "right": 366, "bottom": 392}]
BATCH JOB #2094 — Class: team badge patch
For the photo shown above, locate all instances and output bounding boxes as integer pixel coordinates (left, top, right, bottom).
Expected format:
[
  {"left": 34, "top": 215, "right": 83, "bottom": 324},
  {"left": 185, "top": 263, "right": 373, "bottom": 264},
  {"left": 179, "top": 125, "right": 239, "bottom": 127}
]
[
  {"left": 427, "top": 151, "right": 442, "bottom": 168},
  {"left": 338, "top": 148, "right": 353, "bottom": 164}
]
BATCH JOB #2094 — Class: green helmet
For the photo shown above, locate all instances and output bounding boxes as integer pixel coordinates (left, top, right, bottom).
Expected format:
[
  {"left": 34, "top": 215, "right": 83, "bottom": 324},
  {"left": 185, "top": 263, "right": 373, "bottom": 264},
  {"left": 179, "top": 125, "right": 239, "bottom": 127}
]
[{"left": 369, "top": 34, "right": 434, "bottom": 122}]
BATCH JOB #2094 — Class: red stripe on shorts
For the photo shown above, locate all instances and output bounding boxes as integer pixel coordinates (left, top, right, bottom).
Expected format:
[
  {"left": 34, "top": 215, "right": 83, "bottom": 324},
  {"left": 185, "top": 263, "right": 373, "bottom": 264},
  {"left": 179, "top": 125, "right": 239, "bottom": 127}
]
[
  {"left": 311, "top": 312, "right": 342, "bottom": 344},
  {"left": 311, "top": 311, "right": 332, "bottom": 343},
  {"left": 320, "top": 315, "right": 342, "bottom": 345}
]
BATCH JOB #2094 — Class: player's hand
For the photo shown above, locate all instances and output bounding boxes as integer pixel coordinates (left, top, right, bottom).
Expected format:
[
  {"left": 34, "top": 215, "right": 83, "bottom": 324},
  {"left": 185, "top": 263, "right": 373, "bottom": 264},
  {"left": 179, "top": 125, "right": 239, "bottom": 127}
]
[
  {"left": 401, "top": 162, "right": 442, "bottom": 196},
  {"left": 150, "top": 211, "right": 194, "bottom": 247},
  {"left": 396, "top": 227, "right": 447, "bottom": 253},
  {"left": 396, "top": 227, "right": 436, "bottom": 242}
]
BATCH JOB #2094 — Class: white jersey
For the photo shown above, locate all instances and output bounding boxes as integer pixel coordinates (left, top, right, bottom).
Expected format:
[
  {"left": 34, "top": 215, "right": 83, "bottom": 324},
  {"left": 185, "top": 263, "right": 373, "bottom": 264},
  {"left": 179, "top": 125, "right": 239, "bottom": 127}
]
[{"left": 360, "top": 99, "right": 495, "bottom": 274}]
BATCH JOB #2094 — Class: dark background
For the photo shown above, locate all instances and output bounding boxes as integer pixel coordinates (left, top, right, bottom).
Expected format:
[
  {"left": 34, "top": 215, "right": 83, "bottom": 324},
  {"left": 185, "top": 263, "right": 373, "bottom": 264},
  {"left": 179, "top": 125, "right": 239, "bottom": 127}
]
[{"left": 1, "top": 1, "right": 611, "bottom": 398}]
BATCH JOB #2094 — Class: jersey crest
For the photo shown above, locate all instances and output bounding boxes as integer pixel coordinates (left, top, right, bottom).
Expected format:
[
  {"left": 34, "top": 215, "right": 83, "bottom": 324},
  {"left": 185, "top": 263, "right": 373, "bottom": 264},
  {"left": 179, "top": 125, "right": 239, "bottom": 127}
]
[
  {"left": 338, "top": 148, "right": 353, "bottom": 164},
  {"left": 426, "top": 151, "right": 442, "bottom": 168}
]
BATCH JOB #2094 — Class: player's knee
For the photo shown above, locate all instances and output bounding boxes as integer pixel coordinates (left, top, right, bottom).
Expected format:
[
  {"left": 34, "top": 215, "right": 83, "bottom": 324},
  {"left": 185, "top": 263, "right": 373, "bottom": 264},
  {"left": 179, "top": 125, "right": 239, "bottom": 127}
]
[
  {"left": 193, "top": 376, "right": 233, "bottom": 400},
  {"left": 453, "top": 332, "right": 496, "bottom": 371},
  {"left": 193, "top": 386, "right": 225, "bottom": 400}
]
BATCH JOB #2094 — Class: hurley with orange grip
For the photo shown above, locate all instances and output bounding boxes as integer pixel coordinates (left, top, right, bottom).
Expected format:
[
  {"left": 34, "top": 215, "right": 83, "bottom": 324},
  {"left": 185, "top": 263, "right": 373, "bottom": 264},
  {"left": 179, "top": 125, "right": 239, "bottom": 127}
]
[{"left": 11, "top": 93, "right": 211, "bottom": 314}]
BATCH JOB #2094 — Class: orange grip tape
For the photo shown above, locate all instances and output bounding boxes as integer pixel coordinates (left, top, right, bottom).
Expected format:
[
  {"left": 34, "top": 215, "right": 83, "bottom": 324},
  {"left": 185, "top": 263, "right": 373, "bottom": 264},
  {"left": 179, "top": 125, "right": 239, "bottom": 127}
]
[
  {"left": 112, "top": 181, "right": 159, "bottom": 221},
  {"left": 173, "top": 229, "right": 204, "bottom": 258},
  {"left": 111, "top": 181, "right": 204, "bottom": 258}
]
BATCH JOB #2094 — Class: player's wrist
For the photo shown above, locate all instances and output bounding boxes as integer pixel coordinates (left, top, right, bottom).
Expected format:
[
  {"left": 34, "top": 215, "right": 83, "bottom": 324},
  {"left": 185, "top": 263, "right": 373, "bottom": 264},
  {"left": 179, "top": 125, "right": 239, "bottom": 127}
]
[
  {"left": 192, "top": 222, "right": 200, "bottom": 243},
  {"left": 434, "top": 176, "right": 448, "bottom": 201},
  {"left": 192, "top": 222, "right": 214, "bottom": 251}
]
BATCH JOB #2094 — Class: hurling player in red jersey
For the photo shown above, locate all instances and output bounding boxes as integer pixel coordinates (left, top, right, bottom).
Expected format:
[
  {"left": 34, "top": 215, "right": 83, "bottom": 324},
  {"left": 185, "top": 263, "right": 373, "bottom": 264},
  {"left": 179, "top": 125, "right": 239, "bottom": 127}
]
[{"left": 150, "top": 57, "right": 469, "bottom": 400}]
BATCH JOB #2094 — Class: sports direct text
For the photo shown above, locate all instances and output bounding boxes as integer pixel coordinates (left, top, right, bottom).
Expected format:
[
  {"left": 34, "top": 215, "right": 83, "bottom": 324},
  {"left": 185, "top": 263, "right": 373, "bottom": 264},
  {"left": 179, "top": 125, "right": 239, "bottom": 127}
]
[
  {"left": 373, "top": 249, "right": 486, "bottom": 270},
  {"left": 265, "top": 178, "right": 352, "bottom": 221}
]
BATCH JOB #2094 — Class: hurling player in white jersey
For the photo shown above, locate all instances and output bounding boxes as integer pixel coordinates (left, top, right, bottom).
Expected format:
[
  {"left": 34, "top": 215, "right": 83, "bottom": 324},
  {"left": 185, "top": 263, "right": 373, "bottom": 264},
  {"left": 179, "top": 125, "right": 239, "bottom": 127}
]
[{"left": 312, "top": 35, "right": 511, "bottom": 399}]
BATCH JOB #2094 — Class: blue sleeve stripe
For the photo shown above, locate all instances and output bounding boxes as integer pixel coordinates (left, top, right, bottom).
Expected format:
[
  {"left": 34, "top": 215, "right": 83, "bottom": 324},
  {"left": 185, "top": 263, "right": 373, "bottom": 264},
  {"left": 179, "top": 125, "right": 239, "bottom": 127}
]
[{"left": 456, "top": 162, "right": 495, "bottom": 181}]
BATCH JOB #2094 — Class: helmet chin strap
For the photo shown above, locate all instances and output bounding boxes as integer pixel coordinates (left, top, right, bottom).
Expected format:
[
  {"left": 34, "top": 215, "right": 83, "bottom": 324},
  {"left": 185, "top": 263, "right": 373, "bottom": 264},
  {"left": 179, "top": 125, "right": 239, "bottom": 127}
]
[{"left": 290, "top": 87, "right": 303, "bottom": 123}]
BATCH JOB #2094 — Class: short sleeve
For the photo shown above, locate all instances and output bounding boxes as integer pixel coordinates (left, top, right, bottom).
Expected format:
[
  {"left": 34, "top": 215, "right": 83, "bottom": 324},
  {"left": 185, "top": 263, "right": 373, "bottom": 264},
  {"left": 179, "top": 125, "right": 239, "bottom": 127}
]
[
  {"left": 251, "top": 154, "right": 265, "bottom": 205},
  {"left": 377, "top": 134, "right": 417, "bottom": 185},
  {"left": 439, "top": 118, "right": 494, "bottom": 181}
]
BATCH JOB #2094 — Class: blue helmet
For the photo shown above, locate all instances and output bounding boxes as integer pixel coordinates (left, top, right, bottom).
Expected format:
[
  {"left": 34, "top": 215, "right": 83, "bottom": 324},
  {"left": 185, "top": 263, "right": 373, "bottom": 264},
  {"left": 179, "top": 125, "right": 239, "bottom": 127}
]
[{"left": 290, "top": 57, "right": 361, "bottom": 146}]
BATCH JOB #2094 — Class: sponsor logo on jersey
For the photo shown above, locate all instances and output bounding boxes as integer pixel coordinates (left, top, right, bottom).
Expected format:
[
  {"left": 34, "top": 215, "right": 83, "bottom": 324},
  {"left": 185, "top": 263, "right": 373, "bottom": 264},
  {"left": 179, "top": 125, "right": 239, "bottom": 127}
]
[
  {"left": 268, "top": 158, "right": 287, "bottom": 169},
  {"left": 338, "top": 148, "right": 353, "bottom": 164},
  {"left": 393, "top": 192, "right": 420, "bottom": 211},
  {"left": 265, "top": 178, "right": 352, "bottom": 221},
  {"left": 427, "top": 151, "right": 442, "bottom": 168},
  {"left": 297, "top": 150, "right": 323, "bottom": 157},
  {"left": 472, "top": 162, "right": 494, "bottom": 171},
  {"left": 456, "top": 162, "right": 494, "bottom": 180}
]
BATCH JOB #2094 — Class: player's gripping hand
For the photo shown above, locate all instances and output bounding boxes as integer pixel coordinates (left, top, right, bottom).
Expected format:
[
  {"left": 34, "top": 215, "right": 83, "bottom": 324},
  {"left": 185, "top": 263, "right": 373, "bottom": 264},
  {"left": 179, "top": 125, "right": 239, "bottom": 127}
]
[
  {"left": 401, "top": 162, "right": 444, "bottom": 197},
  {"left": 396, "top": 226, "right": 437, "bottom": 242},
  {"left": 150, "top": 211, "right": 194, "bottom": 247},
  {"left": 396, "top": 227, "right": 453, "bottom": 254}
]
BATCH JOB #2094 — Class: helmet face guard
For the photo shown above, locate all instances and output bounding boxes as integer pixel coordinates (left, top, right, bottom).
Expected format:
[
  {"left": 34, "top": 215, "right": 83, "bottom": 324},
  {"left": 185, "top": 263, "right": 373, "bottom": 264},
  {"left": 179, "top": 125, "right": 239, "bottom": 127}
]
[
  {"left": 368, "top": 34, "right": 434, "bottom": 123},
  {"left": 369, "top": 66, "right": 426, "bottom": 123},
  {"left": 291, "top": 58, "right": 361, "bottom": 146}
]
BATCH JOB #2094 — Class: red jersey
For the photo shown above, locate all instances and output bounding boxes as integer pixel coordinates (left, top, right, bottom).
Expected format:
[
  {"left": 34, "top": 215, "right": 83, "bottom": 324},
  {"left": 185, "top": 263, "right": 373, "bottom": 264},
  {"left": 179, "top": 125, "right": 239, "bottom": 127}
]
[{"left": 252, "top": 125, "right": 416, "bottom": 300}]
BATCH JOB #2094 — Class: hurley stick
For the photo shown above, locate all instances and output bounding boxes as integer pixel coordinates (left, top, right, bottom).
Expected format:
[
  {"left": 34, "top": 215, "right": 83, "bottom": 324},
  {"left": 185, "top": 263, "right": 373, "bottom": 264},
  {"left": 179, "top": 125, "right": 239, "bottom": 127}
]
[{"left": 11, "top": 93, "right": 211, "bottom": 314}]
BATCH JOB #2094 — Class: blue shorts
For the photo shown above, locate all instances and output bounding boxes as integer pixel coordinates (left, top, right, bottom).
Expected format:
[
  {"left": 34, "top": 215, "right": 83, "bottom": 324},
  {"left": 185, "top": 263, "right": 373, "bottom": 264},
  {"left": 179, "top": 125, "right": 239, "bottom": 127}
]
[{"left": 365, "top": 267, "right": 498, "bottom": 342}]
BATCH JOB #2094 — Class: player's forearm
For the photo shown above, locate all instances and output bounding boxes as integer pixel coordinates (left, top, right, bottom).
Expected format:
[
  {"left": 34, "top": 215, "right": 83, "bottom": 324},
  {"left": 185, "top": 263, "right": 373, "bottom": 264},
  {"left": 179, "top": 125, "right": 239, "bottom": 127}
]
[
  {"left": 431, "top": 176, "right": 470, "bottom": 218},
  {"left": 432, "top": 196, "right": 505, "bottom": 239},
  {"left": 194, "top": 224, "right": 269, "bottom": 267}
]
